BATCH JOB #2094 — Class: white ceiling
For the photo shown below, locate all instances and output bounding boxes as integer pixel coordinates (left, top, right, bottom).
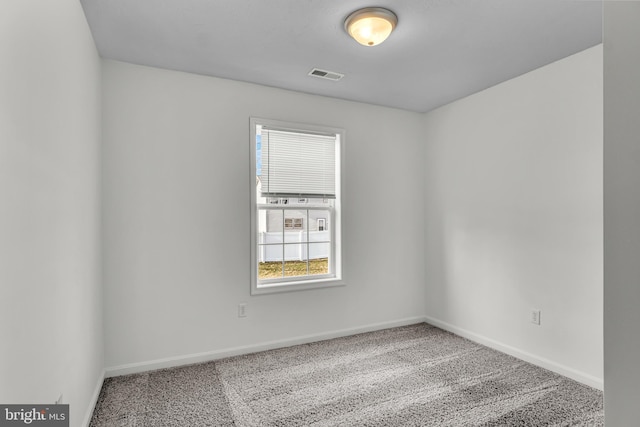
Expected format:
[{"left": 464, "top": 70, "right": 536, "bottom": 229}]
[{"left": 80, "top": 0, "right": 602, "bottom": 113}]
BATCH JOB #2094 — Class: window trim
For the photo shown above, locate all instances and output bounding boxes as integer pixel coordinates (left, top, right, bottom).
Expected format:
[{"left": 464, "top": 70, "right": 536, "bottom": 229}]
[{"left": 250, "top": 117, "right": 344, "bottom": 295}]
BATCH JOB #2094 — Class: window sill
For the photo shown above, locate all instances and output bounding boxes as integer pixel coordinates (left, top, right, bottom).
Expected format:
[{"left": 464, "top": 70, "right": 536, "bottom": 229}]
[{"left": 251, "top": 277, "right": 344, "bottom": 295}]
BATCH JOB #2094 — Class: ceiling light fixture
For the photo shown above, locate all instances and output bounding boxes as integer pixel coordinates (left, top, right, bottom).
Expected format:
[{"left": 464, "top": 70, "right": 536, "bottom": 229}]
[{"left": 344, "top": 7, "right": 398, "bottom": 47}]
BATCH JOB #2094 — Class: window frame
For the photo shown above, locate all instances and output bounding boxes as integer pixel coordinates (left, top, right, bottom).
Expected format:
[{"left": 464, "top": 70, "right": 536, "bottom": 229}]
[{"left": 250, "top": 117, "right": 344, "bottom": 295}]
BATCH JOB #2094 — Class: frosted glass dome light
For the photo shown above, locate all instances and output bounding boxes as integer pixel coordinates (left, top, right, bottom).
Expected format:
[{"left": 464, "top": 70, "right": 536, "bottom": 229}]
[{"left": 344, "top": 7, "right": 398, "bottom": 47}]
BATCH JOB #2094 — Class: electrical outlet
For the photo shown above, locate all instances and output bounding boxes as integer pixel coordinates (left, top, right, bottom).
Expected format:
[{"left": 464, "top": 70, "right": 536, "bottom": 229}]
[
  {"left": 56, "top": 393, "right": 63, "bottom": 404},
  {"left": 531, "top": 309, "right": 541, "bottom": 325},
  {"left": 238, "top": 303, "right": 247, "bottom": 318}
]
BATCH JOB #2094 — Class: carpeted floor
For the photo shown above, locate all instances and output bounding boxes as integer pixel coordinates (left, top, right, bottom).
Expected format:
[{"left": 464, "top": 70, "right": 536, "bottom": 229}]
[{"left": 90, "top": 323, "right": 604, "bottom": 426}]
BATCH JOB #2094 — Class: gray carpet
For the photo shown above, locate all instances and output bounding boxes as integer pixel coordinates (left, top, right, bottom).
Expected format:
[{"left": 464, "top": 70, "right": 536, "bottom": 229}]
[{"left": 90, "top": 323, "right": 603, "bottom": 426}]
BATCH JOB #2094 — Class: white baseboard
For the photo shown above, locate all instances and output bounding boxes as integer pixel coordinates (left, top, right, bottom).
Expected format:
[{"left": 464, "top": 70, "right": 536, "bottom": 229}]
[
  {"left": 104, "top": 314, "right": 602, "bottom": 391},
  {"left": 423, "top": 315, "right": 603, "bottom": 391},
  {"left": 105, "top": 316, "right": 428, "bottom": 378},
  {"left": 82, "top": 369, "right": 105, "bottom": 427}
]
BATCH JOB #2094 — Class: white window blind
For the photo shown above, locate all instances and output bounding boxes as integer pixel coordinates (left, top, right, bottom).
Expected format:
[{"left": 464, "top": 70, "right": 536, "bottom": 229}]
[{"left": 261, "top": 128, "right": 336, "bottom": 198}]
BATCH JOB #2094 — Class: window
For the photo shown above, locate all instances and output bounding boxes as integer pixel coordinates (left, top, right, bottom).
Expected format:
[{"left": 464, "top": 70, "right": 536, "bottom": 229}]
[
  {"left": 284, "top": 218, "right": 303, "bottom": 230},
  {"left": 250, "top": 118, "right": 343, "bottom": 294}
]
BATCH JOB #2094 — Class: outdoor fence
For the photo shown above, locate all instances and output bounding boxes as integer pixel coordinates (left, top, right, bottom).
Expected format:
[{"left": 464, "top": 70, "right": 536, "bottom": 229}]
[{"left": 258, "top": 231, "right": 330, "bottom": 262}]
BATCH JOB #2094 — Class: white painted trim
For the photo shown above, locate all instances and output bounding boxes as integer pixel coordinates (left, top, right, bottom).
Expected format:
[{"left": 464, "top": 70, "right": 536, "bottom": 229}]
[
  {"left": 105, "top": 316, "right": 428, "bottom": 378},
  {"left": 82, "top": 369, "right": 105, "bottom": 427},
  {"left": 423, "top": 315, "right": 604, "bottom": 391}
]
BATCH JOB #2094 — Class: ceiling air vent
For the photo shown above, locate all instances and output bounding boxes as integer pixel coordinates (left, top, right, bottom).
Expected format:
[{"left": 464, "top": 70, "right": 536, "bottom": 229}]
[{"left": 308, "top": 68, "right": 344, "bottom": 81}]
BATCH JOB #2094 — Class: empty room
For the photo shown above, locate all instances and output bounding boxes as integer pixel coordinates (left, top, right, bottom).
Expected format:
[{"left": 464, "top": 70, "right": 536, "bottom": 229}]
[{"left": 2, "top": 1, "right": 639, "bottom": 426}]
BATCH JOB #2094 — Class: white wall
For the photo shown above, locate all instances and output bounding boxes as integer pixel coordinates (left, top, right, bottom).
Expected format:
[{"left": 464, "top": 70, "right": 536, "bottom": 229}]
[
  {"left": 0, "top": 1, "right": 103, "bottom": 426},
  {"left": 422, "top": 46, "right": 603, "bottom": 388},
  {"left": 603, "top": 2, "right": 640, "bottom": 425},
  {"left": 102, "top": 60, "right": 426, "bottom": 371}
]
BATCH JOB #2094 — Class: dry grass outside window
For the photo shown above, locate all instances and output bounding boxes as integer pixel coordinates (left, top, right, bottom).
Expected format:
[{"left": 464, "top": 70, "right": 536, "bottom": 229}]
[{"left": 258, "top": 258, "right": 329, "bottom": 279}]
